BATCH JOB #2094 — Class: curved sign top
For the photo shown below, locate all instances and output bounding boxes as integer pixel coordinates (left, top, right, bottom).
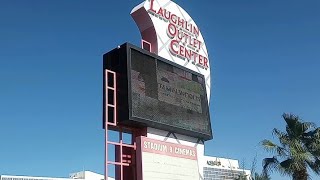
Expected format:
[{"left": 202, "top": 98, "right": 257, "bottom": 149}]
[{"left": 131, "top": 0, "right": 211, "bottom": 102}]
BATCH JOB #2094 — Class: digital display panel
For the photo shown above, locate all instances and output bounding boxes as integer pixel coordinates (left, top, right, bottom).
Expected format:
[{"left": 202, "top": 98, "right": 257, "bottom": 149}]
[{"left": 130, "top": 49, "right": 211, "bottom": 138}]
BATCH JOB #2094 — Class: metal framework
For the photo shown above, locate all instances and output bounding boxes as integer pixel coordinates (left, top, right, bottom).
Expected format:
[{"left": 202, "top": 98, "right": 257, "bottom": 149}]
[
  {"left": 141, "top": 39, "right": 152, "bottom": 52},
  {"left": 104, "top": 69, "right": 139, "bottom": 180}
]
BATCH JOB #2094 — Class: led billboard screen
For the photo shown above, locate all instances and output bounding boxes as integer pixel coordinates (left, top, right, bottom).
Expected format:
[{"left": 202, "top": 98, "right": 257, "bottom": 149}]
[{"left": 103, "top": 43, "right": 212, "bottom": 140}]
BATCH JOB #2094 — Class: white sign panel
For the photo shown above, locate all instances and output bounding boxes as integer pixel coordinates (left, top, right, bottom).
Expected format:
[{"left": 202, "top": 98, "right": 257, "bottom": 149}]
[
  {"left": 131, "top": 0, "right": 211, "bottom": 102},
  {"left": 136, "top": 136, "right": 200, "bottom": 180}
]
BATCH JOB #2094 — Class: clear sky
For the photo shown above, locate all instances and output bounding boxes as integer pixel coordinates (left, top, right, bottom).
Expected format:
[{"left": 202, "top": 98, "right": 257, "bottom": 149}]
[{"left": 0, "top": 0, "right": 320, "bottom": 179}]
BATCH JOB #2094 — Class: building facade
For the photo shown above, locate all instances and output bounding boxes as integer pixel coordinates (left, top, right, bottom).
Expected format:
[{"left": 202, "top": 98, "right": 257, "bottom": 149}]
[
  {"left": 201, "top": 156, "right": 251, "bottom": 180},
  {"left": 1, "top": 158, "right": 250, "bottom": 180},
  {"left": 0, "top": 171, "right": 114, "bottom": 180}
]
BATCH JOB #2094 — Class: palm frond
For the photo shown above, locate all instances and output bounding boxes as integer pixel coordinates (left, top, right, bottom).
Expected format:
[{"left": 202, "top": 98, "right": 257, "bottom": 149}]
[
  {"left": 283, "top": 113, "right": 316, "bottom": 139},
  {"left": 306, "top": 128, "right": 320, "bottom": 139},
  {"left": 289, "top": 139, "right": 305, "bottom": 152},
  {"left": 262, "top": 157, "right": 280, "bottom": 174},
  {"left": 305, "top": 158, "right": 320, "bottom": 175},
  {"left": 261, "top": 140, "right": 277, "bottom": 153},
  {"left": 290, "top": 147, "right": 313, "bottom": 163},
  {"left": 282, "top": 113, "right": 299, "bottom": 128},
  {"left": 273, "top": 128, "right": 290, "bottom": 146},
  {"left": 279, "top": 159, "right": 293, "bottom": 169},
  {"left": 261, "top": 139, "right": 288, "bottom": 158},
  {"left": 301, "top": 122, "right": 316, "bottom": 132}
]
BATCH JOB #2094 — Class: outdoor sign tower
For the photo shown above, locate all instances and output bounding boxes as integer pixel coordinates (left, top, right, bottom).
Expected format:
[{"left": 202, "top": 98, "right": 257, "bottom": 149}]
[{"left": 103, "top": 1, "right": 212, "bottom": 180}]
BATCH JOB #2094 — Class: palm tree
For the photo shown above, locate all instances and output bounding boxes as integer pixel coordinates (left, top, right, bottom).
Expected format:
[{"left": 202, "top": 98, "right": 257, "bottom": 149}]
[{"left": 262, "top": 113, "right": 320, "bottom": 180}]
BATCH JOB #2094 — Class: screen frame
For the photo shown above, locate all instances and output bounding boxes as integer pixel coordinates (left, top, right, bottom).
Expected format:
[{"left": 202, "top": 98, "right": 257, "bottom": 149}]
[{"left": 124, "top": 43, "right": 212, "bottom": 140}]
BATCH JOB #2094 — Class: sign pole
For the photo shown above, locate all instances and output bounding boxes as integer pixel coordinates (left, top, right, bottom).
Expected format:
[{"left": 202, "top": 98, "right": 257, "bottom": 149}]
[
  {"left": 104, "top": 113, "right": 108, "bottom": 180},
  {"left": 104, "top": 69, "right": 108, "bottom": 180}
]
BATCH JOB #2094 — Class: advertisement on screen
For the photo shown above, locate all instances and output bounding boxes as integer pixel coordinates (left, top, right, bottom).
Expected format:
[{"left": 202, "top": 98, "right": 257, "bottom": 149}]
[{"left": 130, "top": 49, "right": 211, "bottom": 137}]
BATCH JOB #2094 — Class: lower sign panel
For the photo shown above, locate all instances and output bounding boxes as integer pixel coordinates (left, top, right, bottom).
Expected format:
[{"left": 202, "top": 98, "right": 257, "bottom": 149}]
[{"left": 136, "top": 137, "right": 200, "bottom": 180}]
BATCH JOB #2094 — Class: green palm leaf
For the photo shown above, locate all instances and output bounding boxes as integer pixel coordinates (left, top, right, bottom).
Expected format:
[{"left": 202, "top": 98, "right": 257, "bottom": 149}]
[{"left": 262, "top": 113, "right": 320, "bottom": 180}]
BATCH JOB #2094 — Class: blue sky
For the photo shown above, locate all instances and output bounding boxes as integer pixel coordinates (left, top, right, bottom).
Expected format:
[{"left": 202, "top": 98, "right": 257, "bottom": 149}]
[{"left": 0, "top": 0, "right": 320, "bottom": 179}]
